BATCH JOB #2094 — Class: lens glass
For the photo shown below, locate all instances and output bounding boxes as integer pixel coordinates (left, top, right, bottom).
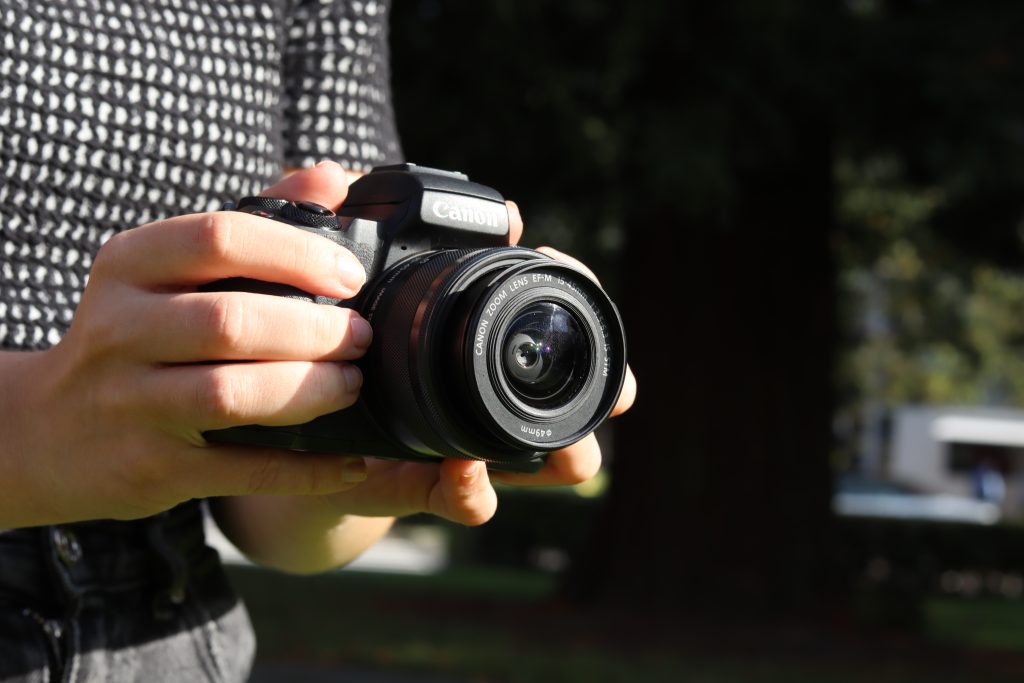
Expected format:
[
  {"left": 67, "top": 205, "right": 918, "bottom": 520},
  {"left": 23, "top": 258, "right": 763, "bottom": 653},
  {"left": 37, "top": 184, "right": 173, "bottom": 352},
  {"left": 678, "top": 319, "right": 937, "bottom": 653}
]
[{"left": 501, "top": 302, "right": 591, "bottom": 409}]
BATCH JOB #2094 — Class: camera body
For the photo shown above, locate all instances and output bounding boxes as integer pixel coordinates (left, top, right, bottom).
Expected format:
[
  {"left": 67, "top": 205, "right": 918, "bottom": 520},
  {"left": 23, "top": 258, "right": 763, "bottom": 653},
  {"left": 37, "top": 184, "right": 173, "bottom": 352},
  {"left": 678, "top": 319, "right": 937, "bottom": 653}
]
[{"left": 204, "top": 164, "right": 626, "bottom": 472}]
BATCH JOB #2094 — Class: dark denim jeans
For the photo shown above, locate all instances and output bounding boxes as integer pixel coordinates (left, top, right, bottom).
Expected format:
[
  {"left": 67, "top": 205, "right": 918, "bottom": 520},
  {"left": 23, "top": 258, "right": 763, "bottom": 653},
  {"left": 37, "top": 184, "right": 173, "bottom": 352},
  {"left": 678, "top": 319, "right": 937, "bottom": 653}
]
[{"left": 0, "top": 501, "right": 255, "bottom": 682}]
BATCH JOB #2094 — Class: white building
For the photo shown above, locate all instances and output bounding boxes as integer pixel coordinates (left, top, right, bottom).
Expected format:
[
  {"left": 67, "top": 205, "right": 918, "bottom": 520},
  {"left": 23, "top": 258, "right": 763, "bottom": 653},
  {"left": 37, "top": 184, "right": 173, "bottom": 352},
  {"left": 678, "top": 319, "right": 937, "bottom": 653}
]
[{"left": 888, "top": 405, "right": 1024, "bottom": 517}]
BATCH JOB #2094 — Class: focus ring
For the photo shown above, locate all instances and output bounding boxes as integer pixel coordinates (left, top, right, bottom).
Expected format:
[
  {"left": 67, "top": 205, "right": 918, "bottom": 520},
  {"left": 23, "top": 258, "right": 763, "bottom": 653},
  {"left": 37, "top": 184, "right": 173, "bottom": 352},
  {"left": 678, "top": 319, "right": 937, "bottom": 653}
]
[{"left": 359, "top": 250, "right": 470, "bottom": 458}]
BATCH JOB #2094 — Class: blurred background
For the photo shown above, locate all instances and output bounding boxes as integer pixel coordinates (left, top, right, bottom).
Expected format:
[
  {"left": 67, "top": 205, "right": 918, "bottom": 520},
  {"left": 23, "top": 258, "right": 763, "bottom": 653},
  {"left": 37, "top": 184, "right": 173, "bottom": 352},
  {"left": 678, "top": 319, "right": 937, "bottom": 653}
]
[{"left": 229, "top": 1, "right": 1024, "bottom": 680}]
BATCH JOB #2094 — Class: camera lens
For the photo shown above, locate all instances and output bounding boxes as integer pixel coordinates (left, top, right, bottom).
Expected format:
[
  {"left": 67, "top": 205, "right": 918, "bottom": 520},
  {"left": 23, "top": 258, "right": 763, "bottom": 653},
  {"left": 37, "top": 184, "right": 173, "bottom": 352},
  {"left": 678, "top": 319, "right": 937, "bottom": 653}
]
[
  {"left": 501, "top": 302, "right": 590, "bottom": 409},
  {"left": 355, "top": 247, "right": 626, "bottom": 466}
]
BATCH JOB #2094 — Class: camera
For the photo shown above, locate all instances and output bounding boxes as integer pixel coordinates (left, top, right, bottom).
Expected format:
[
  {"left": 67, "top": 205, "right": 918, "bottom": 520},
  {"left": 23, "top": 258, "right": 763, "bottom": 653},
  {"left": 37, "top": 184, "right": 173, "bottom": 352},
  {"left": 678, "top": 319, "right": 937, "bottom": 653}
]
[{"left": 203, "top": 164, "right": 627, "bottom": 472}]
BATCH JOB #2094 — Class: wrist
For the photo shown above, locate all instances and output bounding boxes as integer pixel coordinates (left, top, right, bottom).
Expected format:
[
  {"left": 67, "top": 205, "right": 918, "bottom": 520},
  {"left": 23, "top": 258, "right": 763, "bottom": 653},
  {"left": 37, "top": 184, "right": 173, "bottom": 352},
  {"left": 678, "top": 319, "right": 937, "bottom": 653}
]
[{"left": 0, "top": 349, "right": 59, "bottom": 526}]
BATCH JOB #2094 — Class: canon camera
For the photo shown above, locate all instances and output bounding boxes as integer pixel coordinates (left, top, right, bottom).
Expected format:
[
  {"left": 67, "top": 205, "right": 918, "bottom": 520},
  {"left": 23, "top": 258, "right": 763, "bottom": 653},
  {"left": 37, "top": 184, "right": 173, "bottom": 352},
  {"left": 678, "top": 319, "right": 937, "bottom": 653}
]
[{"left": 204, "top": 164, "right": 627, "bottom": 472}]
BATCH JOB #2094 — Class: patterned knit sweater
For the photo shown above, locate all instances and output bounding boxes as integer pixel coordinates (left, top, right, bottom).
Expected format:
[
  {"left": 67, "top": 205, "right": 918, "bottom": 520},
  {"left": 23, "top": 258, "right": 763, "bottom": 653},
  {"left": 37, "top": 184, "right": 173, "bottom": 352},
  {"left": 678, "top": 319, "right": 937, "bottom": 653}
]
[{"left": 0, "top": 0, "right": 403, "bottom": 350}]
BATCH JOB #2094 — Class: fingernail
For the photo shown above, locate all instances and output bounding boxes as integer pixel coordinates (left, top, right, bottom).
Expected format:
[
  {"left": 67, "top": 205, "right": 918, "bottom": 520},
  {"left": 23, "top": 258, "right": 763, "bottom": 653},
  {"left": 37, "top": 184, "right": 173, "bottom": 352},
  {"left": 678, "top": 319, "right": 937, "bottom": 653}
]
[
  {"left": 342, "top": 364, "right": 363, "bottom": 392},
  {"left": 463, "top": 461, "right": 484, "bottom": 481},
  {"left": 350, "top": 316, "right": 373, "bottom": 349},
  {"left": 341, "top": 457, "right": 367, "bottom": 483},
  {"left": 316, "top": 159, "right": 338, "bottom": 168},
  {"left": 338, "top": 255, "right": 366, "bottom": 296}
]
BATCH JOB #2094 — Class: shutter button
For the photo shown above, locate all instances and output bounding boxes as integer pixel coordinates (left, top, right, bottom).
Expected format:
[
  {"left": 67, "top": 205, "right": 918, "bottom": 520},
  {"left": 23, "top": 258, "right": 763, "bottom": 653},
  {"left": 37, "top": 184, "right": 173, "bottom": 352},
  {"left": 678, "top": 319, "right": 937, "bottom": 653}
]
[
  {"left": 296, "top": 201, "right": 332, "bottom": 215},
  {"left": 52, "top": 527, "right": 83, "bottom": 566}
]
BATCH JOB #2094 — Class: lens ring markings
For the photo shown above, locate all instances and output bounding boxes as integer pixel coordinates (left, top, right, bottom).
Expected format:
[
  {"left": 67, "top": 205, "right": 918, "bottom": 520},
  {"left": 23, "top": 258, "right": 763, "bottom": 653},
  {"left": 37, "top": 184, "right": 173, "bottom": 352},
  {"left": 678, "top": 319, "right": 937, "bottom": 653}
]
[{"left": 465, "top": 261, "right": 626, "bottom": 450}]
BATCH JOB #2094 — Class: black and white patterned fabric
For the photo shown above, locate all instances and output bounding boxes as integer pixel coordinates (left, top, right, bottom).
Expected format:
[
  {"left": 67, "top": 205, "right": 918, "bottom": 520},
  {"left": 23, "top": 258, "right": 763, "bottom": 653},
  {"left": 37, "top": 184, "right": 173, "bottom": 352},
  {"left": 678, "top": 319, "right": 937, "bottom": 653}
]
[{"left": 0, "top": 0, "right": 402, "bottom": 350}]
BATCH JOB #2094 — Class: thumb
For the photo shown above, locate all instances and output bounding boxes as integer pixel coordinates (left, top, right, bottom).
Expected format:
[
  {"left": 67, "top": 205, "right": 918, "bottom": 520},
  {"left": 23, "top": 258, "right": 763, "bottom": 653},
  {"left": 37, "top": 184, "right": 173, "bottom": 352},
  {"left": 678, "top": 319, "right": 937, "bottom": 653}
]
[
  {"left": 260, "top": 160, "right": 352, "bottom": 210},
  {"left": 428, "top": 459, "right": 498, "bottom": 526}
]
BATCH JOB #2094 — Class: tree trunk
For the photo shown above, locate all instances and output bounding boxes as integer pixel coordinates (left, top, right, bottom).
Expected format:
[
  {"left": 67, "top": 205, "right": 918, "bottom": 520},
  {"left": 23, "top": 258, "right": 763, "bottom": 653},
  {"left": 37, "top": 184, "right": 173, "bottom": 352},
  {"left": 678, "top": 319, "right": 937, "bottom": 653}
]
[{"left": 574, "top": 4, "right": 841, "bottom": 614}]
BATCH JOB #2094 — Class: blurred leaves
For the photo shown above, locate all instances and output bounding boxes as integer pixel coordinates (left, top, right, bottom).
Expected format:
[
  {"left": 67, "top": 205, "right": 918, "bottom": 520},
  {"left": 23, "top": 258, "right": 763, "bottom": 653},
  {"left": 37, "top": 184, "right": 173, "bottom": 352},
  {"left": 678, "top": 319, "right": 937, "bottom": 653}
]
[
  {"left": 839, "top": 154, "right": 1024, "bottom": 409},
  {"left": 832, "top": 0, "right": 1024, "bottom": 418}
]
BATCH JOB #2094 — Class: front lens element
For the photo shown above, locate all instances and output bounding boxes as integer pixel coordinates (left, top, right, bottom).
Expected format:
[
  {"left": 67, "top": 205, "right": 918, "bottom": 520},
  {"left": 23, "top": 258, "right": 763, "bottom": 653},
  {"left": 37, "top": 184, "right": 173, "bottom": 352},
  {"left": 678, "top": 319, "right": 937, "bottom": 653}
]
[{"left": 501, "top": 302, "right": 590, "bottom": 408}]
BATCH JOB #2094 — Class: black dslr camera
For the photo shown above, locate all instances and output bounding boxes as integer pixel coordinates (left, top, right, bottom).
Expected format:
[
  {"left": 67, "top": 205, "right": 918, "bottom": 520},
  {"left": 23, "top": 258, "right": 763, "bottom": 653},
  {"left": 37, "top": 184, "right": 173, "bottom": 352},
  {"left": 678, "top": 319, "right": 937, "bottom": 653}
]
[{"left": 204, "top": 164, "right": 627, "bottom": 472}]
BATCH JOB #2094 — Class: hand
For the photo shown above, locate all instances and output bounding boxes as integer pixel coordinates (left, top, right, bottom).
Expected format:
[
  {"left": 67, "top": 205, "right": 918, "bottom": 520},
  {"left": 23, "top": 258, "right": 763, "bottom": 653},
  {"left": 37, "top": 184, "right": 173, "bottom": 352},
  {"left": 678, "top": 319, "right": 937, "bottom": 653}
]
[
  {"left": 2, "top": 162, "right": 373, "bottom": 526},
  {"left": 210, "top": 169, "right": 530, "bottom": 571},
  {"left": 314, "top": 205, "right": 638, "bottom": 526}
]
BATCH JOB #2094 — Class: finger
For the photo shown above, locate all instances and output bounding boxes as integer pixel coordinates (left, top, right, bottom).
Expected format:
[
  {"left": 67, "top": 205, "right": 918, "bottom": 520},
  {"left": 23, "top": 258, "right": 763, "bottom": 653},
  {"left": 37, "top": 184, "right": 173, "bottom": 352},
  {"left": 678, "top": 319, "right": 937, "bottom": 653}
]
[
  {"left": 535, "top": 246, "right": 600, "bottom": 284},
  {"left": 187, "top": 447, "right": 368, "bottom": 498},
  {"left": 262, "top": 160, "right": 351, "bottom": 210},
  {"left": 145, "top": 361, "right": 363, "bottom": 431},
  {"left": 428, "top": 459, "right": 497, "bottom": 526},
  {"left": 533, "top": 247, "right": 636, "bottom": 417},
  {"left": 95, "top": 211, "right": 366, "bottom": 298},
  {"left": 611, "top": 366, "right": 637, "bottom": 417},
  {"left": 125, "top": 291, "right": 372, "bottom": 363},
  {"left": 507, "top": 200, "right": 524, "bottom": 246},
  {"left": 490, "top": 433, "right": 602, "bottom": 487},
  {"left": 319, "top": 459, "right": 447, "bottom": 519}
]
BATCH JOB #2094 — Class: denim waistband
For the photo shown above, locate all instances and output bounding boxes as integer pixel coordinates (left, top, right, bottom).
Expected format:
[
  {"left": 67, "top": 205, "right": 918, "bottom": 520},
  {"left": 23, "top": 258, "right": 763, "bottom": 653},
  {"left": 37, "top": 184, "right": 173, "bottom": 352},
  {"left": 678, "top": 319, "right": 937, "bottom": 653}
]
[{"left": 0, "top": 501, "right": 212, "bottom": 614}]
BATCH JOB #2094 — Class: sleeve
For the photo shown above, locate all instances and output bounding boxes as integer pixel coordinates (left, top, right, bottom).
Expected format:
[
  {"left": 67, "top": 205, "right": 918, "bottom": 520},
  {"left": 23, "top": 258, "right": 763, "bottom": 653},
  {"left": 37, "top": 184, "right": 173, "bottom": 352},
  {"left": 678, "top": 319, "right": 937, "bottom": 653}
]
[{"left": 282, "top": 0, "right": 404, "bottom": 171}]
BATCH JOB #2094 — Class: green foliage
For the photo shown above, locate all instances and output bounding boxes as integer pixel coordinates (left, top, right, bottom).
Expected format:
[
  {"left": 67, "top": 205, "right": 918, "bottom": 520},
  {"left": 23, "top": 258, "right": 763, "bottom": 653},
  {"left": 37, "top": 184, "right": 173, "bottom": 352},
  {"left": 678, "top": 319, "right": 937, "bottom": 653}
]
[
  {"left": 966, "top": 270, "right": 1024, "bottom": 403},
  {"left": 838, "top": 152, "right": 1024, "bottom": 409},
  {"left": 835, "top": 0, "right": 1024, "bottom": 415}
]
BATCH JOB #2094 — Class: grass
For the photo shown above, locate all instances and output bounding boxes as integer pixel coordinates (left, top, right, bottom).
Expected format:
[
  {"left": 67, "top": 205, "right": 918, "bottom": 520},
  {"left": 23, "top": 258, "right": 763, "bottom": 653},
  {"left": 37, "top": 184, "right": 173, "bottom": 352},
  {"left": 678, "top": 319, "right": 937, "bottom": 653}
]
[
  {"left": 226, "top": 565, "right": 1024, "bottom": 683},
  {"left": 925, "top": 596, "right": 1024, "bottom": 655}
]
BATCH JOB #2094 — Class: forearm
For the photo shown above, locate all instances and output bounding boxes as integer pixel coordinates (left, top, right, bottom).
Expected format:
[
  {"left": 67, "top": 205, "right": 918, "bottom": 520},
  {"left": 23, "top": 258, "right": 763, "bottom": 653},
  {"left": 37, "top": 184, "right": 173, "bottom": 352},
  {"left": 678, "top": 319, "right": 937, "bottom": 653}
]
[
  {"left": 0, "top": 350, "right": 59, "bottom": 528},
  {"left": 210, "top": 494, "right": 395, "bottom": 574}
]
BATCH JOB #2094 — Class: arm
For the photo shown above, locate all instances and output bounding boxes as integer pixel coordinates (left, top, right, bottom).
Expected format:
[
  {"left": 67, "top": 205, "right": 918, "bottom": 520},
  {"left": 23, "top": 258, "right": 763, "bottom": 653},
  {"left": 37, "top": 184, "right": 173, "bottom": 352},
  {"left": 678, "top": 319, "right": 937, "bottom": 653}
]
[
  {"left": 210, "top": 495, "right": 395, "bottom": 575},
  {"left": 0, "top": 349, "right": 59, "bottom": 527}
]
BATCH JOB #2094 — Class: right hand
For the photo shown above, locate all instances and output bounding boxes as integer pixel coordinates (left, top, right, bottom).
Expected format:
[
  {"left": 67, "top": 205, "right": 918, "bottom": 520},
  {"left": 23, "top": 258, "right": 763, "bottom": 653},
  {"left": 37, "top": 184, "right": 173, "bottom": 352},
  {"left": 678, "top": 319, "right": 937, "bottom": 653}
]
[{"left": 2, "top": 163, "right": 373, "bottom": 526}]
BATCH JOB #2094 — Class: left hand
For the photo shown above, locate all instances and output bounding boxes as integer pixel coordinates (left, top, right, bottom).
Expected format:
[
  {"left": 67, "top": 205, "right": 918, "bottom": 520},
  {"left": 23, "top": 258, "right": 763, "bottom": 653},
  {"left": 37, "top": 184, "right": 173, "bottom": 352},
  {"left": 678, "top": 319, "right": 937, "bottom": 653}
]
[{"left": 317, "top": 201, "right": 637, "bottom": 526}]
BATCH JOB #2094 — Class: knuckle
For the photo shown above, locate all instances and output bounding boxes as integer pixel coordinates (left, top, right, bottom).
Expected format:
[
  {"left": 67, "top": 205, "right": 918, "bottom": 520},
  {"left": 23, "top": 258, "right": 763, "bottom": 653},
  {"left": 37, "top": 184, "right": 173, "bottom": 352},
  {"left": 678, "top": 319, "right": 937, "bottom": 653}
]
[
  {"left": 91, "top": 231, "right": 128, "bottom": 278},
  {"left": 292, "top": 231, "right": 334, "bottom": 278},
  {"left": 197, "top": 368, "right": 249, "bottom": 422},
  {"left": 246, "top": 453, "right": 284, "bottom": 494},
  {"left": 310, "top": 363, "right": 351, "bottom": 411},
  {"left": 453, "top": 468, "right": 497, "bottom": 526},
  {"left": 312, "top": 306, "right": 343, "bottom": 353},
  {"left": 75, "top": 303, "right": 134, "bottom": 360},
  {"left": 90, "top": 376, "right": 137, "bottom": 418},
  {"left": 292, "top": 233, "right": 318, "bottom": 272},
  {"left": 309, "top": 364, "right": 334, "bottom": 402},
  {"left": 203, "top": 294, "right": 249, "bottom": 353},
  {"left": 193, "top": 212, "right": 236, "bottom": 261},
  {"left": 118, "top": 449, "right": 174, "bottom": 498},
  {"left": 305, "top": 360, "right": 346, "bottom": 403},
  {"left": 299, "top": 458, "right": 342, "bottom": 496}
]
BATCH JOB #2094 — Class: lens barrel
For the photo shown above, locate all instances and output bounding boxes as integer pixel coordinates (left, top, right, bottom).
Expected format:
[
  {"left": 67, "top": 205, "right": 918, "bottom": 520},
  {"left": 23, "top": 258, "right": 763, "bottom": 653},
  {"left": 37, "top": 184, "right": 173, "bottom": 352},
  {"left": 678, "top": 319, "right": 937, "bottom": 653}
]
[{"left": 356, "top": 247, "right": 626, "bottom": 466}]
